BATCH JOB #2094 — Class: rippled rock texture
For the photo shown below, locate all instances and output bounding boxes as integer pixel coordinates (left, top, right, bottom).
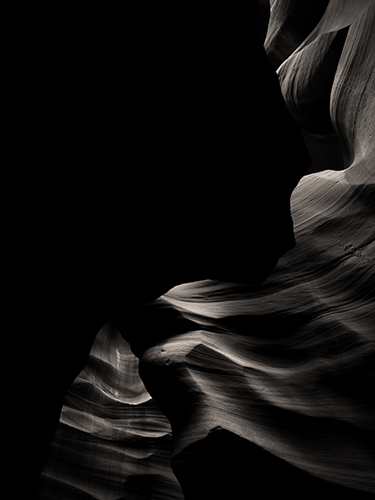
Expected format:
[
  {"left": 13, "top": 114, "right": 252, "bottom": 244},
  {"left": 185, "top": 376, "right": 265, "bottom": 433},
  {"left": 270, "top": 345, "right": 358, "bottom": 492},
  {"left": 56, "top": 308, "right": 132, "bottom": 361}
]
[
  {"left": 36, "top": 2, "right": 374, "bottom": 499},
  {"left": 136, "top": 172, "right": 374, "bottom": 499},
  {"left": 37, "top": 323, "right": 183, "bottom": 499}
]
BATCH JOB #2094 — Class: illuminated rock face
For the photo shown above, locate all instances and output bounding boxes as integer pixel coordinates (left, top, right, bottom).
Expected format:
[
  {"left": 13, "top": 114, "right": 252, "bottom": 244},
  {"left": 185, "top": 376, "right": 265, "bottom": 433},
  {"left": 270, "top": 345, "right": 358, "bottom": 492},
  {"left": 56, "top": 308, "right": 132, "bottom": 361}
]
[
  {"left": 136, "top": 171, "right": 375, "bottom": 498},
  {"left": 36, "top": 2, "right": 375, "bottom": 499},
  {"left": 271, "top": 0, "right": 375, "bottom": 173},
  {"left": 37, "top": 323, "right": 183, "bottom": 499},
  {"left": 130, "top": 3, "right": 375, "bottom": 497}
]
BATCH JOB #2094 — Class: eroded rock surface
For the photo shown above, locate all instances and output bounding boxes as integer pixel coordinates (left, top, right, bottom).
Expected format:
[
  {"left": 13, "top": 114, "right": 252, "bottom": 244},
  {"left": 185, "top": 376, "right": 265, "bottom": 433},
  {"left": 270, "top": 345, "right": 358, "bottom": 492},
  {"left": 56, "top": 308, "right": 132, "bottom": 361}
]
[
  {"left": 124, "top": 2, "right": 375, "bottom": 497},
  {"left": 36, "top": 322, "right": 183, "bottom": 499},
  {"left": 34, "top": 2, "right": 375, "bottom": 498}
]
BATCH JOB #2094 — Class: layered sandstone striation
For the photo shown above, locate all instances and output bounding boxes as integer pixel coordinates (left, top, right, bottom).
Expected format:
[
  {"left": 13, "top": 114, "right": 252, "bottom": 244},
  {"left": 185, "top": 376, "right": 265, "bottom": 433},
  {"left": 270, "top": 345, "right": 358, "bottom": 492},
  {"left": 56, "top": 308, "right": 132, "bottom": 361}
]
[
  {"left": 35, "top": 1, "right": 375, "bottom": 499},
  {"left": 36, "top": 323, "right": 183, "bottom": 499},
  {"left": 127, "top": 2, "right": 375, "bottom": 497}
]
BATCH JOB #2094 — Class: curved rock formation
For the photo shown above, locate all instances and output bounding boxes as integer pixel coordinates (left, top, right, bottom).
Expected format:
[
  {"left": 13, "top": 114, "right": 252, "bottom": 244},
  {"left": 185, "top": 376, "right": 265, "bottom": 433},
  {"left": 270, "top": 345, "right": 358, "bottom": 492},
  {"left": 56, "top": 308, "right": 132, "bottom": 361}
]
[
  {"left": 36, "top": 322, "right": 183, "bottom": 499},
  {"left": 22, "top": 6, "right": 308, "bottom": 496},
  {"left": 265, "top": 0, "right": 330, "bottom": 69},
  {"left": 34, "top": 2, "right": 374, "bottom": 498},
  {"left": 122, "top": 3, "right": 375, "bottom": 498},
  {"left": 134, "top": 169, "right": 374, "bottom": 498},
  {"left": 273, "top": 0, "right": 374, "bottom": 173}
]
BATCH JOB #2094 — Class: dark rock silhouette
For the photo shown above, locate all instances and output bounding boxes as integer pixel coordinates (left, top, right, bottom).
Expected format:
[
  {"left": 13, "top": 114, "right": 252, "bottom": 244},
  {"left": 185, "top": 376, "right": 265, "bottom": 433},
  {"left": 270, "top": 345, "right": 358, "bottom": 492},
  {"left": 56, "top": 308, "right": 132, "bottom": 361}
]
[{"left": 14, "top": 1, "right": 375, "bottom": 498}]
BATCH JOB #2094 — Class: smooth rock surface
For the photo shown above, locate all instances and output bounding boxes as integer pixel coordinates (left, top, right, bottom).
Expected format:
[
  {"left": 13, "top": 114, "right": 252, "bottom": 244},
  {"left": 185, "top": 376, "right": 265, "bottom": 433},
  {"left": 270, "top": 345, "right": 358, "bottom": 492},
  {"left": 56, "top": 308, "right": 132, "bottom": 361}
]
[
  {"left": 136, "top": 165, "right": 375, "bottom": 497},
  {"left": 34, "top": 2, "right": 375, "bottom": 498},
  {"left": 124, "top": 2, "right": 375, "bottom": 497},
  {"left": 36, "top": 322, "right": 183, "bottom": 500}
]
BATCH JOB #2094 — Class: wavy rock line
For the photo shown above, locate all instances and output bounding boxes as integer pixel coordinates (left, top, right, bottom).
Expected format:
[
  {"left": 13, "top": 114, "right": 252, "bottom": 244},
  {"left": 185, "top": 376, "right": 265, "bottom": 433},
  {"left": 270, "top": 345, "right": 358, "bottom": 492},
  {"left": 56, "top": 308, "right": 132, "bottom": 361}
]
[
  {"left": 37, "top": 323, "right": 183, "bottom": 500},
  {"left": 37, "top": 2, "right": 374, "bottom": 498}
]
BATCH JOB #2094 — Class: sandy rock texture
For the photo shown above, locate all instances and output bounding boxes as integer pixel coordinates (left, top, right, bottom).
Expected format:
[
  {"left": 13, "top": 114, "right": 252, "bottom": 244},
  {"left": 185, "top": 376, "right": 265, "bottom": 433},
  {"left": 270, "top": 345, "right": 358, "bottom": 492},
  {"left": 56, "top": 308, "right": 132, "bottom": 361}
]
[
  {"left": 128, "top": 2, "right": 375, "bottom": 497},
  {"left": 33, "top": 2, "right": 374, "bottom": 498}
]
